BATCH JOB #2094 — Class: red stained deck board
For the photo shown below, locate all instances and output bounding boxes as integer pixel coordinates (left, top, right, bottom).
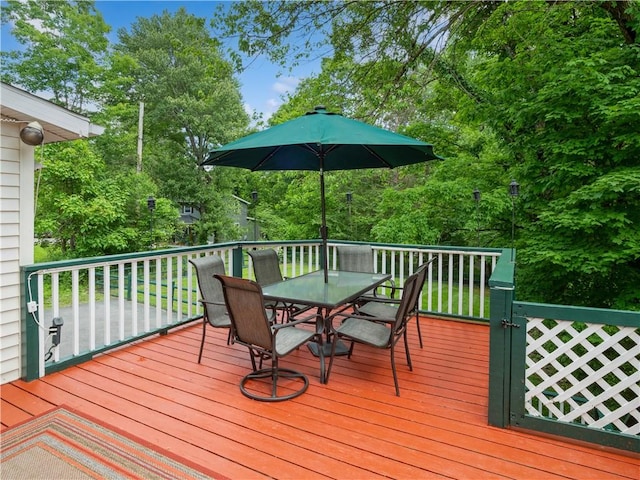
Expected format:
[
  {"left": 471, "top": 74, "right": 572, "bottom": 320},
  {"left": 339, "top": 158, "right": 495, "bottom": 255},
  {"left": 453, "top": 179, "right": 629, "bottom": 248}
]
[{"left": 2, "top": 316, "right": 637, "bottom": 480}]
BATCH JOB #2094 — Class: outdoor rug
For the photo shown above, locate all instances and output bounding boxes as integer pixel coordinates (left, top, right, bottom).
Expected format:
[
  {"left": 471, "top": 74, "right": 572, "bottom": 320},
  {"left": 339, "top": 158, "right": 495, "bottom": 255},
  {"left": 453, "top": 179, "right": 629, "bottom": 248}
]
[{"left": 0, "top": 407, "right": 223, "bottom": 479}]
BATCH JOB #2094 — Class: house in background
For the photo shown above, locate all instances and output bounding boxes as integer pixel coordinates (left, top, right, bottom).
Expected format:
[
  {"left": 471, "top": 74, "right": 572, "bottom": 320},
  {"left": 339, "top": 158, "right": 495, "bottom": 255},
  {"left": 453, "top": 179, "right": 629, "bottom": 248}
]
[
  {"left": 0, "top": 82, "right": 104, "bottom": 384},
  {"left": 177, "top": 195, "right": 258, "bottom": 245}
]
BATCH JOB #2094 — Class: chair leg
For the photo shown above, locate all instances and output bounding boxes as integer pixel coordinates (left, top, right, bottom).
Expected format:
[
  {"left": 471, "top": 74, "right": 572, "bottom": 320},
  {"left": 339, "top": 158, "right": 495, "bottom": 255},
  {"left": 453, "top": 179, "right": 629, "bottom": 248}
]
[
  {"left": 416, "top": 310, "right": 423, "bottom": 348},
  {"left": 404, "top": 329, "right": 413, "bottom": 371},
  {"left": 390, "top": 345, "right": 400, "bottom": 396},
  {"left": 197, "top": 318, "right": 207, "bottom": 363}
]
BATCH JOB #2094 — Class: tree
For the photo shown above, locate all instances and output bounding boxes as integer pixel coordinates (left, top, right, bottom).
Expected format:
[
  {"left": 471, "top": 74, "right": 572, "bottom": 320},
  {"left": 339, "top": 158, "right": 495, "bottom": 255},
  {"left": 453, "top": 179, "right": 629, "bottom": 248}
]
[
  {"left": 110, "top": 8, "right": 251, "bottom": 244},
  {"left": 1, "top": 0, "right": 110, "bottom": 112},
  {"left": 217, "top": 0, "right": 640, "bottom": 309}
]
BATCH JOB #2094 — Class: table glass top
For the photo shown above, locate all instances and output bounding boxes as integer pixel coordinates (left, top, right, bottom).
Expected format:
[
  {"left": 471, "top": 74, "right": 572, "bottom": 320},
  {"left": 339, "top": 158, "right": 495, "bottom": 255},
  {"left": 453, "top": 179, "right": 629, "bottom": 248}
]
[{"left": 261, "top": 270, "right": 390, "bottom": 308}]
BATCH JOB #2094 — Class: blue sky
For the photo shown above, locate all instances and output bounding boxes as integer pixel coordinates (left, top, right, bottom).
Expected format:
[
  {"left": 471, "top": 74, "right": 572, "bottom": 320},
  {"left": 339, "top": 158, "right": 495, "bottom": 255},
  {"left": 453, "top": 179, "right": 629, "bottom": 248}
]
[{"left": 1, "top": 0, "right": 321, "bottom": 121}]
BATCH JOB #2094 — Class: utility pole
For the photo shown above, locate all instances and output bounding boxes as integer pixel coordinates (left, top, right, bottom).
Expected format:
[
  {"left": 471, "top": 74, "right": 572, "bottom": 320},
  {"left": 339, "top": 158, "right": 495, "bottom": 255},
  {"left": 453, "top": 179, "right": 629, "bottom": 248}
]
[{"left": 137, "top": 102, "right": 144, "bottom": 173}]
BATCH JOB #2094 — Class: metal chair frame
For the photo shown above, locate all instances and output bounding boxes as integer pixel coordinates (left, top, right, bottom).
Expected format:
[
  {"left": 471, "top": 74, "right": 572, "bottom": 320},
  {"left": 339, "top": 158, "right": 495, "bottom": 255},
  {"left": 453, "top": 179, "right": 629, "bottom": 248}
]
[
  {"left": 189, "top": 255, "right": 231, "bottom": 363},
  {"left": 215, "top": 274, "right": 325, "bottom": 402},
  {"left": 326, "top": 271, "right": 421, "bottom": 396},
  {"left": 247, "top": 248, "right": 311, "bottom": 322},
  {"left": 356, "top": 257, "right": 436, "bottom": 348}
]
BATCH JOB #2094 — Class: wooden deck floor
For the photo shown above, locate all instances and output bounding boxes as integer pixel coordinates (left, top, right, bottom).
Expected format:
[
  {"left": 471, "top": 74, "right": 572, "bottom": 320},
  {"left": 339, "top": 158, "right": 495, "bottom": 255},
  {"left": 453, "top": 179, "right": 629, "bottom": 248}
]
[{"left": 2, "top": 316, "right": 637, "bottom": 479}]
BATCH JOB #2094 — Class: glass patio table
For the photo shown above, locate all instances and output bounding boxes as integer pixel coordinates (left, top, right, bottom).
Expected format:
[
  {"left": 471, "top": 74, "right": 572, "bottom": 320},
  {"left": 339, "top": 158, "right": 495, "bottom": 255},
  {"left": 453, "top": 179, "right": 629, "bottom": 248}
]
[{"left": 262, "top": 269, "right": 391, "bottom": 357}]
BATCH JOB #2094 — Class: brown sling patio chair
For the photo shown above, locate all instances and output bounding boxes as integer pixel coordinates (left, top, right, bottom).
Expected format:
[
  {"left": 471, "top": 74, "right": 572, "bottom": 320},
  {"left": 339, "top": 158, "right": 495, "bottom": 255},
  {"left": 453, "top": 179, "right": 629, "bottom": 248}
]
[
  {"left": 189, "top": 255, "right": 231, "bottom": 363},
  {"left": 356, "top": 257, "right": 436, "bottom": 348},
  {"left": 247, "top": 248, "right": 310, "bottom": 322},
  {"left": 336, "top": 244, "right": 397, "bottom": 301},
  {"left": 215, "top": 274, "right": 325, "bottom": 401},
  {"left": 326, "top": 270, "right": 421, "bottom": 396}
]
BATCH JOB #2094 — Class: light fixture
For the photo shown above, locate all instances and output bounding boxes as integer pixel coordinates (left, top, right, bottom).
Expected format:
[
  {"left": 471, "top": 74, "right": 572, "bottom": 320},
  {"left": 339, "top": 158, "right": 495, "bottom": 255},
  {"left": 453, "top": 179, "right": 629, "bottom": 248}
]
[
  {"left": 509, "top": 179, "right": 520, "bottom": 197},
  {"left": 473, "top": 188, "right": 481, "bottom": 202},
  {"left": 20, "top": 121, "right": 44, "bottom": 146}
]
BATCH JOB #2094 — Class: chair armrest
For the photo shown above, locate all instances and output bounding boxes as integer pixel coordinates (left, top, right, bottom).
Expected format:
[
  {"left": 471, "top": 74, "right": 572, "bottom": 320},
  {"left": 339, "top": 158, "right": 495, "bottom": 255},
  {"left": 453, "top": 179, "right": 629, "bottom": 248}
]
[
  {"left": 375, "top": 278, "right": 397, "bottom": 298},
  {"left": 199, "top": 299, "right": 226, "bottom": 307},
  {"left": 328, "top": 311, "right": 395, "bottom": 330},
  {"left": 274, "top": 312, "right": 324, "bottom": 334}
]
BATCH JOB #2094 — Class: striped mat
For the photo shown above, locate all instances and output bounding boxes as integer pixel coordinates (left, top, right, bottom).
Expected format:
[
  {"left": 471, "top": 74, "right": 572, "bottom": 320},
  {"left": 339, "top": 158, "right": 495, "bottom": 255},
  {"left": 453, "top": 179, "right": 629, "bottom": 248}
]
[{"left": 1, "top": 407, "right": 224, "bottom": 479}]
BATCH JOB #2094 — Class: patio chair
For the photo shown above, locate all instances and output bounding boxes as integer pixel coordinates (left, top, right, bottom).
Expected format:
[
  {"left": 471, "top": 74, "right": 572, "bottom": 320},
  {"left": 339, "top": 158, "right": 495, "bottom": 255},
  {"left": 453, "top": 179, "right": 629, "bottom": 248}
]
[
  {"left": 215, "top": 274, "right": 325, "bottom": 401},
  {"left": 247, "top": 248, "right": 310, "bottom": 322},
  {"left": 189, "top": 255, "right": 231, "bottom": 363},
  {"left": 336, "top": 245, "right": 396, "bottom": 300},
  {"left": 326, "top": 270, "right": 421, "bottom": 396},
  {"left": 356, "top": 257, "right": 436, "bottom": 348}
]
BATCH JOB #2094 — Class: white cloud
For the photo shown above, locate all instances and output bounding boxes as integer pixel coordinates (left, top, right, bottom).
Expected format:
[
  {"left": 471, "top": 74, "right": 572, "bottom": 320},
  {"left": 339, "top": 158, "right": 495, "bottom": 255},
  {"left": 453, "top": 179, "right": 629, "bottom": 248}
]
[{"left": 272, "top": 77, "right": 300, "bottom": 95}]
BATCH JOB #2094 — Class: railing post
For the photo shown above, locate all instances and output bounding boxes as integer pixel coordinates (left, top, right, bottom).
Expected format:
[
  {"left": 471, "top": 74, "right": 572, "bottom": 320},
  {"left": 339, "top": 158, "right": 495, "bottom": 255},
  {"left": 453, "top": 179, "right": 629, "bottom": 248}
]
[
  {"left": 488, "top": 249, "right": 516, "bottom": 428},
  {"left": 22, "top": 268, "right": 40, "bottom": 381},
  {"left": 232, "top": 244, "right": 244, "bottom": 278}
]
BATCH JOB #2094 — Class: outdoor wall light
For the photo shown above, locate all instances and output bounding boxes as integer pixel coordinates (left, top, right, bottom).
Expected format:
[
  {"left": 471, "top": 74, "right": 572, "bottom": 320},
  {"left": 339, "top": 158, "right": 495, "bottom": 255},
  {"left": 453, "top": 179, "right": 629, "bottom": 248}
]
[
  {"left": 509, "top": 179, "right": 520, "bottom": 197},
  {"left": 19, "top": 121, "right": 44, "bottom": 146}
]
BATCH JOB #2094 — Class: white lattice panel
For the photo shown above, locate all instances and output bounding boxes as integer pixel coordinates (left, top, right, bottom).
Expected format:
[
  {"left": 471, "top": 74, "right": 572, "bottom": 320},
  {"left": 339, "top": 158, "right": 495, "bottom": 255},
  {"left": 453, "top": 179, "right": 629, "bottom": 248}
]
[{"left": 525, "top": 317, "right": 639, "bottom": 435}]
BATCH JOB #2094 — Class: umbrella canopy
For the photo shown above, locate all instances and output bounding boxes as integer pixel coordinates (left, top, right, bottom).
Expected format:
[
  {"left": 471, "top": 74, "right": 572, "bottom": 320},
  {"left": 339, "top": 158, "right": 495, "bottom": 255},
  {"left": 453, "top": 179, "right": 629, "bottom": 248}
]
[{"left": 202, "top": 106, "right": 442, "bottom": 281}]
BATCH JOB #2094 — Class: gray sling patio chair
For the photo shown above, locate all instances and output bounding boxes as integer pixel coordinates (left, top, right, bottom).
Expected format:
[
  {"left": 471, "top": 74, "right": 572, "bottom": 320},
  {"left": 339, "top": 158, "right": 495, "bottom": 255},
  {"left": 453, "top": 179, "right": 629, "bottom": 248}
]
[
  {"left": 336, "top": 244, "right": 397, "bottom": 301},
  {"left": 189, "top": 255, "right": 231, "bottom": 363},
  {"left": 326, "top": 271, "right": 421, "bottom": 396},
  {"left": 215, "top": 274, "right": 325, "bottom": 402},
  {"left": 247, "top": 248, "right": 310, "bottom": 322},
  {"left": 356, "top": 257, "right": 436, "bottom": 348}
]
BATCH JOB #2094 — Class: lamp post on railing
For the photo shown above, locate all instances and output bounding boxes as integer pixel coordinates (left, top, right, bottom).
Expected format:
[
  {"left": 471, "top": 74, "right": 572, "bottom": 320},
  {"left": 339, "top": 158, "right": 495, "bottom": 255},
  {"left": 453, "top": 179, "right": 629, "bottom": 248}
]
[
  {"left": 509, "top": 180, "right": 519, "bottom": 262},
  {"left": 147, "top": 195, "right": 156, "bottom": 249},
  {"left": 473, "top": 188, "right": 481, "bottom": 247},
  {"left": 346, "top": 191, "right": 353, "bottom": 239},
  {"left": 251, "top": 190, "right": 258, "bottom": 241}
]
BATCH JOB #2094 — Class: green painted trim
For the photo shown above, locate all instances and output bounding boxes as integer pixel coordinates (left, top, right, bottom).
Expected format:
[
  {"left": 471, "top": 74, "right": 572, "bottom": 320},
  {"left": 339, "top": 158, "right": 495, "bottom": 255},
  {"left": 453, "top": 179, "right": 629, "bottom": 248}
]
[
  {"left": 514, "top": 415, "right": 640, "bottom": 453},
  {"left": 22, "top": 243, "right": 240, "bottom": 274},
  {"left": 487, "top": 249, "right": 516, "bottom": 428},
  {"left": 23, "top": 268, "right": 40, "bottom": 381},
  {"left": 514, "top": 301, "right": 639, "bottom": 327},
  {"left": 232, "top": 245, "right": 244, "bottom": 277},
  {"left": 43, "top": 315, "right": 201, "bottom": 376}
]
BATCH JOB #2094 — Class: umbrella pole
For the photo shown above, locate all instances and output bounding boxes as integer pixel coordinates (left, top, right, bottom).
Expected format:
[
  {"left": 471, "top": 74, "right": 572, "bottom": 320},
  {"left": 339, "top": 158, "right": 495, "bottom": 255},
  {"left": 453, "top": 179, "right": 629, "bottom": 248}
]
[{"left": 320, "top": 166, "right": 329, "bottom": 283}]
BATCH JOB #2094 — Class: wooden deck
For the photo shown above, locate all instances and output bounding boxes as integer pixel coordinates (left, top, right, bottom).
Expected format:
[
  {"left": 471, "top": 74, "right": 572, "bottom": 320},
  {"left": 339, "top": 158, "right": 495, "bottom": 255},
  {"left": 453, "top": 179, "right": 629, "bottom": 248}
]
[{"left": 2, "top": 316, "right": 637, "bottom": 479}]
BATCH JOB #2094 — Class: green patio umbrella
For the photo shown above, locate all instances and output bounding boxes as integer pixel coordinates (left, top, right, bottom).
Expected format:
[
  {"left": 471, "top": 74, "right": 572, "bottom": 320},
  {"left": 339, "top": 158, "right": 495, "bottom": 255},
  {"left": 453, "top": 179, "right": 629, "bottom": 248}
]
[{"left": 203, "top": 106, "right": 442, "bottom": 282}]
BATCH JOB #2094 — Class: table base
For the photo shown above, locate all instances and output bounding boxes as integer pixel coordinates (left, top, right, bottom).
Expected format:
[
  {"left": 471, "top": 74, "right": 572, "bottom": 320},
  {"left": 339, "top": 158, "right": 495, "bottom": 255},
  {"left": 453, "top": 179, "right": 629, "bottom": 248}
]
[{"left": 308, "top": 340, "right": 350, "bottom": 357}]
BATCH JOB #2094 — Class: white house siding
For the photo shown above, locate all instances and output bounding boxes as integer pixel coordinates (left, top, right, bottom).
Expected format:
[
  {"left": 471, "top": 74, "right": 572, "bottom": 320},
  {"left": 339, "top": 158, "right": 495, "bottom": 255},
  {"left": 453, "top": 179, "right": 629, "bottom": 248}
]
[
  {"left": 0, "top": 120, "right": 30, "bottom": 383},
  {"left": 1, "top": 83, "right": 103, "bottom": 384}
]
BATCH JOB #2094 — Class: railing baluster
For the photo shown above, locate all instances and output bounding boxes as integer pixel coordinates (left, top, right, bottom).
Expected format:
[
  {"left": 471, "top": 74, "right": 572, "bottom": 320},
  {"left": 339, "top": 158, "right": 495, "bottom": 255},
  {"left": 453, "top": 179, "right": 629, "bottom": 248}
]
[
  {"left": 166, "top": 257, "right": 173, "bottom": 324},
  {"left": 437, "top": 253, "right": 443, "bottom": 312},
  {"left": 458, "top": 255, "right": 464, "bottom": 315},
  {"left": 88, "top": 267, "right": 96, "bottom": 351},
  {"left": 131, "top": 261, "right": 138, "bottom": 336},
  {"left": 468, "top": 255, "right": 475, "bottom": 316},
  {"left": 155, "top": 257, "right": 162, "bottom": 328},
  {"left": 479, "top": 255, "right": 486, "bottom": 317},
  {"left": 118, "top": 263, "right": 126, "bottom": 341},
  {"left": 104, "top": 265, "right": 110, "bottom": 345},
  {"left": 143, "top": 260, "right": 150, "bottom": 332},
  {"left": 448, "top": 254, "right": 454, "bottom": 314},
  {"left": 72, "top": 269, "right": 80, "bottom": 356}
]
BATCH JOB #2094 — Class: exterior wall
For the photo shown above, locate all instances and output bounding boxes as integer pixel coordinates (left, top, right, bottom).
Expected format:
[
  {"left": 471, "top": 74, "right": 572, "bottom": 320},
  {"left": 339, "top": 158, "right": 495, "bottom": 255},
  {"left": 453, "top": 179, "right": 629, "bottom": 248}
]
[
  {"left": 1, "top": 82, "right": 103, "bottom": 385},
  {"left": 0, "top": 120, "right": 34, "bottom": 383}
]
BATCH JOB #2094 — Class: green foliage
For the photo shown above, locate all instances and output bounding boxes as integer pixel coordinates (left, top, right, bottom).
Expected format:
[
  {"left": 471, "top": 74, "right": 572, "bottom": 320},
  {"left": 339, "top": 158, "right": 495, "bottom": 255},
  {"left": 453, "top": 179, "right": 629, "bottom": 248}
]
[{"left": 1, "top": 0, "right": 110, "bottom": 112}]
